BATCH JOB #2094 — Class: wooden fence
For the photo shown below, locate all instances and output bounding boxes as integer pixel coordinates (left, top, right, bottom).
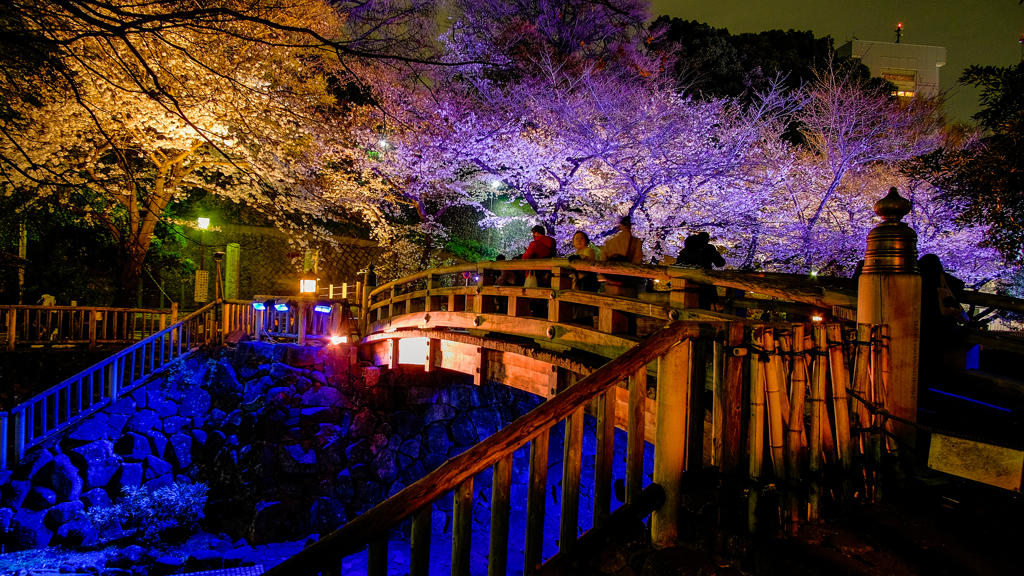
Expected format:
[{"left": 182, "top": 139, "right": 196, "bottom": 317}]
[{"left": 1, "top": 304, "right": 178, "bottom": 351}]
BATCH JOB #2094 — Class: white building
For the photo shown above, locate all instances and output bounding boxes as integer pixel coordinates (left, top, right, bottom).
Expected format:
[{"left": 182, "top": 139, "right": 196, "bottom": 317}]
[{"left": 836, "top": 40, "right": 946, "bottom": 99}]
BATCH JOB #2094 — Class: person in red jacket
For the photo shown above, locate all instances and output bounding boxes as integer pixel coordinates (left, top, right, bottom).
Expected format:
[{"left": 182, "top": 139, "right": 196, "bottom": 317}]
[{"left": 523, "top": 224, "right": 556, "bottom": 260}]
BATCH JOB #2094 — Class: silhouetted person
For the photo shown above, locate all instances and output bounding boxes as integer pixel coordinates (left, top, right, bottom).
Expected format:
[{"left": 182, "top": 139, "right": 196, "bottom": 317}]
[
  {"left": 918, "top": 254, "right": 967, "bottom": 386},
  {"left": 677, "top": 232, "right": 725, "bottom": 309}
]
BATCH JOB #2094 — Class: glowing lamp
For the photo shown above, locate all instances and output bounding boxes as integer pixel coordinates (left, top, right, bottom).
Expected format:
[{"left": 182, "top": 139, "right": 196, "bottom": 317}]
[
  {"left": 810, "top": 270, "right": 818, "bottom": 277},
  {"left": 274, "top": 302, "right": 290, "bottom": 312},
  {"left": 252, "top": 302, "right": 266, "bottom": 311},
  {"left": 197, "top": 217, "right": 210, "bottom": 230},
  {"left": 812, "top": 315, "right": 824, "bottom": 322},
  {"left": 490, "top": 180, "right": 501, "bottom": 189},
  {"left": 300, "top": 271, "right": 319, "bottom": 294},
  {"left": 331, "top": 336, "right": 347, "bottom": 345},
  {"left": 314, "top": 304, "right": 332, "bottom": 314}
]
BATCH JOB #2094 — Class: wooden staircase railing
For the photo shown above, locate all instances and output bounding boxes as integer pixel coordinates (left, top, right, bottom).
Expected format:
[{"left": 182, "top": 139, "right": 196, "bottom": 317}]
[
  {"left": 263, "top": 321, "right": 703, "bottom": 576},
  {"left": 0, "top": 301, "right": 220, "bottom": 470}
]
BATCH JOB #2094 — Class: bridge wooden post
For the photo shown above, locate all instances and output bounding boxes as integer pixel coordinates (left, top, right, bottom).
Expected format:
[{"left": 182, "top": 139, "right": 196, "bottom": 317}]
[
  {"left": 388, "top": 286, "right": 398, "bottom": 319},
  {"left": 670, "top": 281, "right": 700, "bottom": 310},
  {"left": 652, "top": 338, "right": 692, "bottom": 548},
  {"left": 857, "top": 188, "right": 920, "bottom": 452},
  {"left": 599, "top": 281, "right": 635, "bottom": 335},
  {"left": 424, "top": 338, "right": 438, "bottom": 373},
  {"left": 474, "top": 266, "right": 495, "bottom": 314},
  {"left": 424, "top": 274, "right": 440, "bottom": 312},
  {"left": 548, "top": 267, "right": 572, "bottom": 323},
  {"left": 8, "top": 308, "right": 18, "bottom": 351}
]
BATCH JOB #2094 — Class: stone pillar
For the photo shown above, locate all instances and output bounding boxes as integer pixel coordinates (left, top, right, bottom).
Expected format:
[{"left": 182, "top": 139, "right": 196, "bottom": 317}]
[{"left": 857, "top": 188, "right": 920, "bottom": 450}]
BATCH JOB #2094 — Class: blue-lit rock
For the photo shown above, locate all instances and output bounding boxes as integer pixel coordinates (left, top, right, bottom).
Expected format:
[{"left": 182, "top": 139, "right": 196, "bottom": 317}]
[
  {"left": 24, "top": 486, "right": 57, "bottom": 509},
  {"left": 46, "top": 455, "right": 83, "bottom": 502},
  {"left": 114, "top": 432, "right": 151, "bottom": 461},
  {"left": 44, "top": 500, "right": 83, "bottom": 529},
  {"left": 81, "top": 488, "right": 112, "bottom": 509},
  {"left": 10, "top": 507, "right": 52, "bottom": 548},
  {"left": 179, "top": 387, "right": 212, "bottom": 417},
  {"left": 168, "top": 433, "right": 192, "bottom": 468},
  {"left": 114, "top": 462, "right": 143, "bottom": 488}
]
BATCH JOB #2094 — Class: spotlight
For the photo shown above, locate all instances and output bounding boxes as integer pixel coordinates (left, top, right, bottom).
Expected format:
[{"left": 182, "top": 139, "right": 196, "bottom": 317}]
[
  {"left": 314, "top": 304, "right": 332, "bottom": 314},
  {"left": 252, "top": 297, "right": 272, "bottom": 311},
  {"left": 812, "top": 315, "right": 824, "bottom": 322},
  {"left": 331, "top": 336, "right": 347, "bottom": 345},
  {"left": 274, "top": 302, "right": 290, "bottom": 312}
]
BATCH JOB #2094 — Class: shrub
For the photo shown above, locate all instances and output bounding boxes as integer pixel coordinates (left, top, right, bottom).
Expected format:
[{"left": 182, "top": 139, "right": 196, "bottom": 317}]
[{"left": 88, "top": 482, "right": 208, "bottom": 543}]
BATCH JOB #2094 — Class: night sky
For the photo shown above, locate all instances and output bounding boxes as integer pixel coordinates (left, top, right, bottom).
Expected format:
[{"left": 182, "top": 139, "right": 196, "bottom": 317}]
[{"left": 652, "top": 0, "right": 1024, "bottom": 124}]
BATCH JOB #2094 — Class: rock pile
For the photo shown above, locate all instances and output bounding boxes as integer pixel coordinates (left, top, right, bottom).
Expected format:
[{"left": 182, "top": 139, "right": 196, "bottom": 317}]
[{"left": 0, "top": 341, "right": 548, "bottom": 550}]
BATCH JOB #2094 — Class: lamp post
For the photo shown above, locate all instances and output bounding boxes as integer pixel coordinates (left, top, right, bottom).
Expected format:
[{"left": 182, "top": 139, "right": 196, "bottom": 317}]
[{"left": 197, "top": 217, "right": 210, "bottom": 271}]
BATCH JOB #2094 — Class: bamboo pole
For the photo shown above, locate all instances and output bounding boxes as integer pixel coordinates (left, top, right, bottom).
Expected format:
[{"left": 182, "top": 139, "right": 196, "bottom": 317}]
[
  {"left": 870, "top": 324, "right": 884, "bottom": 501},
  {"left": 748, "top": 326, "right": 767, "bottom": 534},
  {"left": 368, "top": 535, "right": 387, "bottom": 576},
  {"left": 826, "top": 323, "right": 854, "bottom": 503},
  {"left": 763, "top": 328, "right": 787, "bottom": 481},
  {"left": 851, "top": 324, "right": 873, "bottom": 462},
  {"left": 721, "top": 322, "right": 746, "bottom": 475},
  {"left": 785, "top": 324, "right": 807, "bottom": 534},
  {"left": 808, "top": 323, "right": 827, "bottom": 523}
]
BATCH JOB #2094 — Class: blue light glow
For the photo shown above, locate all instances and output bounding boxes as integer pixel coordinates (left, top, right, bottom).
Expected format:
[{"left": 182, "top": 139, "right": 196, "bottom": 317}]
[
  {"left": 314, "top": 305, "right": 332, "bottom": 313},
  {"left": 928, "top": 388, "right": 1012, "bottom": 412},
  {"left": 274, "top": 303, "right": 289, "bottom": 312},
  {"left": 252, "top": 302, "right": 266, "bottom": 311}
]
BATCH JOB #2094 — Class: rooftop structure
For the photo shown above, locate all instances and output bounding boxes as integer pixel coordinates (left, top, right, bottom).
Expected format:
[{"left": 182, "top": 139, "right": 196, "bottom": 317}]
[{"left": 837, "top": 39, "right": 947, "bottom": 99}]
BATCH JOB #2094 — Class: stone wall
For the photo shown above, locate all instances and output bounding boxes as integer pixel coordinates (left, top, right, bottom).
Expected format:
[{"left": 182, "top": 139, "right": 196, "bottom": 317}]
[{"left": 0, "top": 341, "right": 557, "bottom": 550}]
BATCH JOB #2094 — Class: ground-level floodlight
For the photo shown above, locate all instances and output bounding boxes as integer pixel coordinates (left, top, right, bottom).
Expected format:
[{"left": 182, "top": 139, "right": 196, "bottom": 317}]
[
  {"left": 331, "top": 336, "right": 347, "bottom": 345},
  {"left": 197, "top": 217, "right": 210, "bottom": 230},
  {"left": 314, "top": 304, "right": 332, "bottom": 314},
  {"left": 274, "top": 302, "right": 290, "bottom": 312},
  {"left": 252, "top": 297, "right": 273, "bottom": 311}
]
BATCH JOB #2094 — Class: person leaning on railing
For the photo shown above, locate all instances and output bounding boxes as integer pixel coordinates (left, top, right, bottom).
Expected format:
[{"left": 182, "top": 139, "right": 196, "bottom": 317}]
[{"left": 568, "top": 231, "right": 600, "bottom": 323}]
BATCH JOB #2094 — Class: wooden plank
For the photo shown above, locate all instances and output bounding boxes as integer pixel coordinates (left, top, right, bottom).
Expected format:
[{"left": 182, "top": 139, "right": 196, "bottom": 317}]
[
  {"left": 368, "top": 311, "right": 646, "bottom": 359},
  {"left": 490, "top": 454, "right": 513, "bottom": 576},
  {"left": 560, "top": 407, "right": 584, "bottom": 554},
  {"left": 452, "top": 478, "right": 473, "bottom": 576},
  {"left": 928, "top": 434, "right": 1024, "bottom": 491},
  {"left": 525, "top": 429, "right": 550, "bottom": 576},
  {"left": 721, "top": 323, "right": 745, "bottom": 475}
]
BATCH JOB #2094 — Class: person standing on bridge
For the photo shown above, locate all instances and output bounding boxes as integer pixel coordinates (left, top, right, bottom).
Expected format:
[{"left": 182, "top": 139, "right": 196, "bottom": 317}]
[
  {"left": 600, "top": 216, "right": 643, "bottom": 265},
  {"left": 677, "top": 232, "right": 726, "bottom": 309}
]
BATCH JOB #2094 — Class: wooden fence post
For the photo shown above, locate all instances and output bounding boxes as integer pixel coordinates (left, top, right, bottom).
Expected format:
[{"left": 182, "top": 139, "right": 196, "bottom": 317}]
[
  {"left": 857, "top": 188, "right": 920, "bottom": 452},
  {"left": 651, "top": 339, "right": 692, "bottom": 548},
  {"left": 297, "top": 302, "right": 308, "bottom": 346},
  {"left": 7, "top": 308, "right": 17, "bottom": 351}
]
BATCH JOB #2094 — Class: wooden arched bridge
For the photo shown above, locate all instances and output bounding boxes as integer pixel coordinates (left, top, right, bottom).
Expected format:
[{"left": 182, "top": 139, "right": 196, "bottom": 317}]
[{"left": 2, "top": 190, "right": 1022, "bottom": 576}]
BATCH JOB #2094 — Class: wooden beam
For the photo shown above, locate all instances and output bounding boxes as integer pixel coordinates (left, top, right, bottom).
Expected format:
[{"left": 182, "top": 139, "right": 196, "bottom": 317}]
[{"left": 651, "top": 339, "right": 691, "bottom": 548}]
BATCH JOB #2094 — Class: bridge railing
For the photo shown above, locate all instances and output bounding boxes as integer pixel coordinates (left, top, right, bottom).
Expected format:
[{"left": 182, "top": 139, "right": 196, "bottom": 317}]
[
  {"left": 1, "top": 304, "right": 179, "bottom": 351},
  {"left": 266, "top": 317, "right": 892, "bottom": 575},
  {"left": 362, "top": 259, "right": 856, "bottom": 360},
  {"left": 0, "top": 301, "right": 219, "bottom": 470}
]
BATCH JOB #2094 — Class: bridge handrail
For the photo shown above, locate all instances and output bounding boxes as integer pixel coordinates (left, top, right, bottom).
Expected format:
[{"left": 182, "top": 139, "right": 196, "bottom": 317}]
[
  {"left": 367, "top": 259, "right": 857, "bottom": 310},
  {"left": 263, "top": 320, "right": 696, "bottom": 575},
  {"left": 0, "top": 300, "right": 220, "bottom": 469}
]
